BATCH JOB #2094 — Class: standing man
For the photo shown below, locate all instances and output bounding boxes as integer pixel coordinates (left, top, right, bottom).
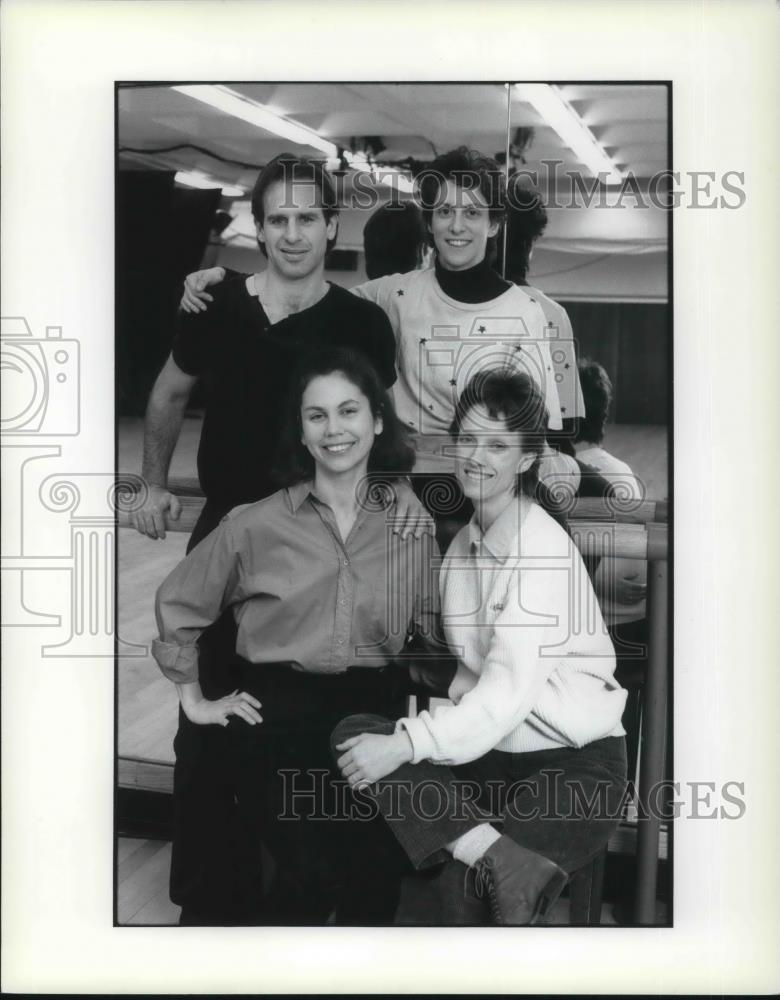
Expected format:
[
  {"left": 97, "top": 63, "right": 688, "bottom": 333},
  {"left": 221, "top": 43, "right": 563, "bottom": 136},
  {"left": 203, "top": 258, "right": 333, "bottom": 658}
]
[
  {"left": 131, "top": 153, "right": 426, "bottom": 924},
  {"left": 133, "top": 153, "right": 401, "bottom": 545}
]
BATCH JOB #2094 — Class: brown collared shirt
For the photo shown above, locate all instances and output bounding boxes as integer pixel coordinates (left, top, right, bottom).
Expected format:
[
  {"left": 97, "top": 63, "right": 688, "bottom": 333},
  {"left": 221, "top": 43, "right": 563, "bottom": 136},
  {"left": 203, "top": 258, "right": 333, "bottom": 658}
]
[{"left": 153, "top": 481, "right": 440, "bottom": 684}]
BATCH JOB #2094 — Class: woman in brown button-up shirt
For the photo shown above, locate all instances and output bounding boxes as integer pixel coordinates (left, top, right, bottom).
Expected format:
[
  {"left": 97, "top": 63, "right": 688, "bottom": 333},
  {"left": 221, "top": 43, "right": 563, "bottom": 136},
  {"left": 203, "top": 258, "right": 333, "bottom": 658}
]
[{"left": 153, "top": 347, "right": 450, "bottom": 924}]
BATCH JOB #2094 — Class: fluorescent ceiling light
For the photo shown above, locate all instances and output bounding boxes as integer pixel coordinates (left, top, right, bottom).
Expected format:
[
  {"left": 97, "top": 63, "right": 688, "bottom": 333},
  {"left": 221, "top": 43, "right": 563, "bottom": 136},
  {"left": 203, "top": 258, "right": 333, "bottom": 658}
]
[
  {"left": 344, "top": 152, "right": 414, "bottom": 195},
  {"left": 174, "top": 169, "right": 245, "bottom": 197},
  {"left": 173, "top": 84, "right": 338, "bottom": 158},
  {"left": 515, "top": 84, "right": 624, "bottom": 186},
  {"left": 344, "top": 151, "right": 370, "bottom": 168}
]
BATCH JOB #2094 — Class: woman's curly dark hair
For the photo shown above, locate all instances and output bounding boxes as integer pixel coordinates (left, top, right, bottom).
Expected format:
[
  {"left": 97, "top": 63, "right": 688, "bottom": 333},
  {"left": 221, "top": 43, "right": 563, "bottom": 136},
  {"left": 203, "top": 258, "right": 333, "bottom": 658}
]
[
  {"left": 272, "top": 347, "right": 414, "bottom": 487},
  {"left": 416, "top": 146, "right": 506, "bottom": 252}
]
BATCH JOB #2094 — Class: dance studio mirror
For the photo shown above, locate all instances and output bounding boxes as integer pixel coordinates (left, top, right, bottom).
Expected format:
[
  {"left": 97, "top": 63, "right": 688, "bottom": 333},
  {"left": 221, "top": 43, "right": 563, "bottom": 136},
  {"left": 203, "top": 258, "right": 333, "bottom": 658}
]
[{"left": 116, "top": 82, "right": 671, "bottom": 927}]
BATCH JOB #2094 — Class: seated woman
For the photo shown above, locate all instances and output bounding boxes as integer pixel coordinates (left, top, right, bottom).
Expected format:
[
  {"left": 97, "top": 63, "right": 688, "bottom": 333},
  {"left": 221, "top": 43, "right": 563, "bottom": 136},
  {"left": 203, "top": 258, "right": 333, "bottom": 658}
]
[
  {"left": 152, "top": 348, "right": 448, "bottom": 925},
  {"left": 332, "top": 369, "right": 628, "bottom": 925}
]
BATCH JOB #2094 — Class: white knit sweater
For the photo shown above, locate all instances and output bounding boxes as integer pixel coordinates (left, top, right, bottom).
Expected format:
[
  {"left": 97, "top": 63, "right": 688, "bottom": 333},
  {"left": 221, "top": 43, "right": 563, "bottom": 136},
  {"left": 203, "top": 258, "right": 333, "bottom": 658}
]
[{"left": 398, "top": 499, "right": 627, "bottom": 766}]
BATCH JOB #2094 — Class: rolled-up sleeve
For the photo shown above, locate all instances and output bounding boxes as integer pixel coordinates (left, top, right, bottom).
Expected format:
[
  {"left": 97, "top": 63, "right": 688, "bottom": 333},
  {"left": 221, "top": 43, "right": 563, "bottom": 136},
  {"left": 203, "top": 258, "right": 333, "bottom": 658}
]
[
  {"left": 153, "top": 519, "right": 242, "bottom": 683},
  {"left": 151, "top": 639, "right": 200, "bottom": 684}
]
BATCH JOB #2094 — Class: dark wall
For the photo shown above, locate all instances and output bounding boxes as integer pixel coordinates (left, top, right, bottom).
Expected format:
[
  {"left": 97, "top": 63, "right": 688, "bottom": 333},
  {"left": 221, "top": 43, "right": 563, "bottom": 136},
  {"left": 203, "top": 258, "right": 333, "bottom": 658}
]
[
  {"left": 561, "top": 301, "right": 670, "bottom": 425},
  {"left": 117, "top": 171, "right": 221, "bottom": 416}
]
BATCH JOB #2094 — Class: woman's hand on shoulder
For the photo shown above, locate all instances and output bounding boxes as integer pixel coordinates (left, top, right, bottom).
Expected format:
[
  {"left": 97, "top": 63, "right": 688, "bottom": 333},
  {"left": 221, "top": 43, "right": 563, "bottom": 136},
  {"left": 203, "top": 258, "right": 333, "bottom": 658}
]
[
  {"left": 336, "top": 731, "right": 413, "bottom": 788},
  {"left": 183, "top": 689, "right": 262, "bottom": 727}
]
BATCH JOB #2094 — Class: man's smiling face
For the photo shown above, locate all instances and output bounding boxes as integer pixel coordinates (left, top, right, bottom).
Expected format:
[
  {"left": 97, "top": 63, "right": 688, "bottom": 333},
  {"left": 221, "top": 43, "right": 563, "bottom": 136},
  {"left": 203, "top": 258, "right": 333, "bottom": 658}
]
[{"left": 256, "top": 179, "right": 337, "bottom": 280}]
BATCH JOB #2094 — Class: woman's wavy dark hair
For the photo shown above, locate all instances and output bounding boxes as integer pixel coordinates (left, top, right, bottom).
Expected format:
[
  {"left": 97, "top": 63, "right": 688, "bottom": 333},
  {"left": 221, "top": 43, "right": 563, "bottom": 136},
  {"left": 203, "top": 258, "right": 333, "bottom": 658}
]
[
  {"left": 449, "top": 368, "right": 565, "bottom": 521},
  {"left": 272, "top": 348, "right": 414, "bottom": 487},
  {"left": 417, "top": 146, "right": 506, "bottom": 256}
]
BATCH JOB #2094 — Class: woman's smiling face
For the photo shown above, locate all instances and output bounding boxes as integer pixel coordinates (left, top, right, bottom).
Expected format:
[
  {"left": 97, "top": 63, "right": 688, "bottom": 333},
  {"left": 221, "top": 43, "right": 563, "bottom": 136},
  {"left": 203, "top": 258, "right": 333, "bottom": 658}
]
[
  {"left": 300, "top": 371, "right": 382, "bottom": 478},
  {"left": 429, "top": 178, "right": 500, "bottom": 272},
  {"left": 455, "top": 404, "right": 534, "bottom": 506}
]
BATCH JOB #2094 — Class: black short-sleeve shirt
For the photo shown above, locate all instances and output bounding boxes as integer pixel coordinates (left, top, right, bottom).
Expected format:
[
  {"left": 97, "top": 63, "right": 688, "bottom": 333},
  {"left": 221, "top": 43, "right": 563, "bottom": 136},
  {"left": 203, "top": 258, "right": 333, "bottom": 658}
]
[{"left": 172, "top": 276, "right": 397, "bottom": 509}]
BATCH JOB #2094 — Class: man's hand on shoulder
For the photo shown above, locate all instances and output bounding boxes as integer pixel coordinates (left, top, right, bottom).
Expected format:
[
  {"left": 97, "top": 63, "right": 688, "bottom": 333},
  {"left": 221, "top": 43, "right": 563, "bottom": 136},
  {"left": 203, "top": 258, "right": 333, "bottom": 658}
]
[
  {"left": 131, "top": 483, "right": 182, "bottom": 540},
  {"left": 180, "top": 267, "right": 227, "bottom": 314}
]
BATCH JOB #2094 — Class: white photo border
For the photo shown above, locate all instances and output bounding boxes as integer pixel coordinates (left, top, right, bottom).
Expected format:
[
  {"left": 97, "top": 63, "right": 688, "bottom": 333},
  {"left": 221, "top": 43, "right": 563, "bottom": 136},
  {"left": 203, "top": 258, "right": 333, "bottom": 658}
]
[{"left": 2, "top": 0, "right": 779, "bottom": 994}]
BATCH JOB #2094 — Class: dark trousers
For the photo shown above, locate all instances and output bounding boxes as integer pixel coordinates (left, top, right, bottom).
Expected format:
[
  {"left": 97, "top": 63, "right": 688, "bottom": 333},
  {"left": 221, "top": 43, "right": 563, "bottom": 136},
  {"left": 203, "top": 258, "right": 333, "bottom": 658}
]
[
  {"left": 609, "top": 617, "right": 663, "bottom": 803},
  {"left": 169, "top": 502, "right": 413, "bottom": 925},
  {"left": 227, "top": 662, "right": 410, "bottom": 925},
  {"left": 331, "top": 715, "right": 628, "bottom": 876},
  {"left": 169, "top": 502, "right": 250, "bottom": 924}
]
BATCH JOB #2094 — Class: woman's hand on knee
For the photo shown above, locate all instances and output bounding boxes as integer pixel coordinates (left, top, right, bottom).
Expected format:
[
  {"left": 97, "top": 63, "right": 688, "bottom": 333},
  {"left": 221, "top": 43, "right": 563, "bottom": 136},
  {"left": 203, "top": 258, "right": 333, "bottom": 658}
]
[
  {"left": 335, "top": 731, "right": 413, "bottom": 787},
  {"left": 183, "top": 689, "right": 262, "bottom": 727}
]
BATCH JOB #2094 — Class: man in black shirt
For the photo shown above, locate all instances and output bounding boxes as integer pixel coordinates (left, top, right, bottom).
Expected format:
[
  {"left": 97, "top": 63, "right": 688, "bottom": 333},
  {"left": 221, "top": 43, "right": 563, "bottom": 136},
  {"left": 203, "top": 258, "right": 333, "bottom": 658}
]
[
  {"left": 133, "top": 154, "right": 398, "bottom": 544},
  {"left": 130, "top": 154, "right": 426, "bottom": 924}
]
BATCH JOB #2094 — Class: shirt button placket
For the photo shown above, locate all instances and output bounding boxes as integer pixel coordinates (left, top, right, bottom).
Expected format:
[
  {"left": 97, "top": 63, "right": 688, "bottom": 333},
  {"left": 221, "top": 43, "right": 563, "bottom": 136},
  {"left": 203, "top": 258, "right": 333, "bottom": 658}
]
[{"left": 336, "top": 554, "right": 352, "bottom": 667}]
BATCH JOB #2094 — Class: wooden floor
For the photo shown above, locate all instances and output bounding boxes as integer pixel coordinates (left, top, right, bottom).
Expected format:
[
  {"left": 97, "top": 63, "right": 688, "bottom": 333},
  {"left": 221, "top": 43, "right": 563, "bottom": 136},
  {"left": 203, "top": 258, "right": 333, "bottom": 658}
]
[
  {"left": 117, "top": 836, "right": 641, "bottom": 926},
  {"left": 117, "top": 837, "right": 181, "bottom": 925}
]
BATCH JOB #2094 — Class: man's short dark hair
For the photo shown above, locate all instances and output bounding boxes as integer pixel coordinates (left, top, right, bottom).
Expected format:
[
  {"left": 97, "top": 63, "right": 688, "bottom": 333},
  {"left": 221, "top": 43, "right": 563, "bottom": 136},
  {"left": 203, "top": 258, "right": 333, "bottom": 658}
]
[
  {"left": 576, "top": 358, "right": 613, "bottom": 445},
  {"left": 417, "top": 146, "right": 506, "bottom": 245},
  {"left": 363, "top": 201, "right": 427, "bottom": 279},
  {"left": 503, "top": 177, "right": 548, "bottom": 283},
  {"left": 273, "top": 347, "right": 414, "bottom": 487},
  {"left": 251, "top": 153, "right": 339, "bottom": 257}
]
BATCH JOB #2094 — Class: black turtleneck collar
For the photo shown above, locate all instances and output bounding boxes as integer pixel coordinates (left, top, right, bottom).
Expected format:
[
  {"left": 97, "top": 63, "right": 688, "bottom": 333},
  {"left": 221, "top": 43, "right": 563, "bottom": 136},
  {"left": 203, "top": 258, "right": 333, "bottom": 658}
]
[{"left": 434, "top": 254, "right": 512, "bottom": 304}]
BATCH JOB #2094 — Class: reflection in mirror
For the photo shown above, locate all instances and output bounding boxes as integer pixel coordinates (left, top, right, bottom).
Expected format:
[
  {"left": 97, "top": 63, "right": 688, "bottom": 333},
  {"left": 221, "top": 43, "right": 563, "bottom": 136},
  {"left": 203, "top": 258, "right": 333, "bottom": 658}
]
[{"left": 503, "top": 82, "right": 669, "bottom": 504}]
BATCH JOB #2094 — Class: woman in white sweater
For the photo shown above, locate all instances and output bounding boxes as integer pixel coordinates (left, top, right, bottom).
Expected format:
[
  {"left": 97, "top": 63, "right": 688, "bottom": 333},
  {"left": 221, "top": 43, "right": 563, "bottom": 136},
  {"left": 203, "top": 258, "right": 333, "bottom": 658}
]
[{"left": 333, "top": 369, "right": 628, "bottom": 925}]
